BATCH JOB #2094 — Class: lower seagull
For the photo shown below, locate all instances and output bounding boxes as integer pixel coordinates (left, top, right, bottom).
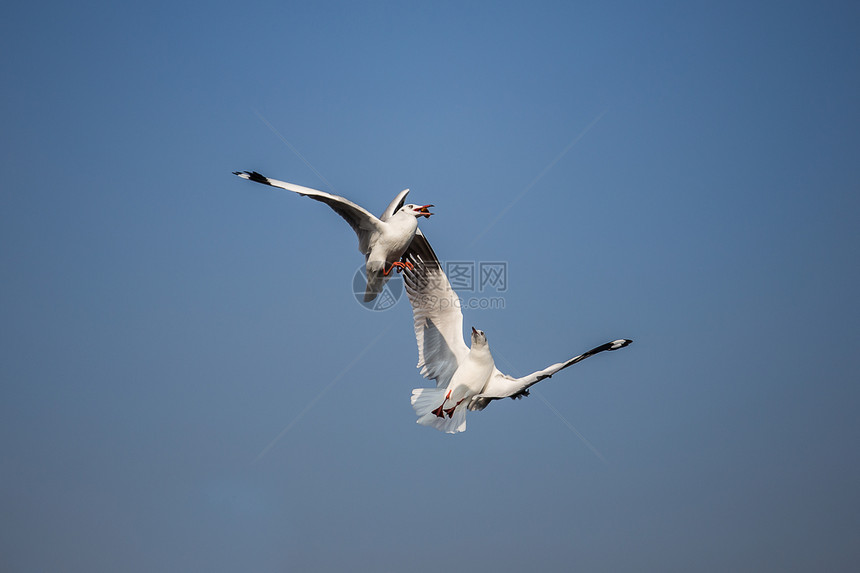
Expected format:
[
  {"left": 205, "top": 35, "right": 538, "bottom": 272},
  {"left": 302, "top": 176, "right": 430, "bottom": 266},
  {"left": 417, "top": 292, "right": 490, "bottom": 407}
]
[{"left": 402, "top": 234, "right": 632, "bottom": 433}]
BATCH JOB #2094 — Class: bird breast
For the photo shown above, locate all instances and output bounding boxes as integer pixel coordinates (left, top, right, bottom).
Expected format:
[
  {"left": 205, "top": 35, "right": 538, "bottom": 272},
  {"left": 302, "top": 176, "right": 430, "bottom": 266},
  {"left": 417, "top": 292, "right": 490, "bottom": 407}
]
[
  {"left": 377, "top": 215, "right": 418, "bottom": 255},
  {"left": 449, "top": 348, "right": 495, "bottom": 399}
]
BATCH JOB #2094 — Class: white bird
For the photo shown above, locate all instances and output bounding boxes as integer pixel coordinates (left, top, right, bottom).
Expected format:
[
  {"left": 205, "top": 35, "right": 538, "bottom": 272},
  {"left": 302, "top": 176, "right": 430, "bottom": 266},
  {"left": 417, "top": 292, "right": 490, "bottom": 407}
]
[
  {"left": 402, "top": 234, "right": 632, "bottom": 433},
  {"left": 234, "top": 170, "right": 433, "bottom": 301}
]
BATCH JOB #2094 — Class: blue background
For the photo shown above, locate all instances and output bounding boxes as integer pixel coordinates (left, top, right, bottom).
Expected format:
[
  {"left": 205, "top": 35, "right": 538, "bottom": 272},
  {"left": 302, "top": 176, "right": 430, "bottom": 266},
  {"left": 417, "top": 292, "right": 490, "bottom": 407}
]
[{"left": 2, "top": 1, "right": 858, "bottom": 571}]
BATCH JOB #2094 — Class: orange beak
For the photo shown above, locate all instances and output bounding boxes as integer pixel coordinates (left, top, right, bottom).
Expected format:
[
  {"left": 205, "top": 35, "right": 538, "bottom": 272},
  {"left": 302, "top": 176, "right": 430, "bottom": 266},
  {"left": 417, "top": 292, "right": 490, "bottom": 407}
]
[{"left": 418, "top": 204, "right": 434, "bottom": 218}]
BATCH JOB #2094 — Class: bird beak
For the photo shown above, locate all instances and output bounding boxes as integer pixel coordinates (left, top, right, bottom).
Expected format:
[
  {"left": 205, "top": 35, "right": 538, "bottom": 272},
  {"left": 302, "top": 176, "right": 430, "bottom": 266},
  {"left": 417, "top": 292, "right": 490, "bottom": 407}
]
[
  {"left": 471, "top": 326, "right": 477, "bottom": 335},
  {"left": 418, "top": 204, "right": 434, "bottom": 218}
]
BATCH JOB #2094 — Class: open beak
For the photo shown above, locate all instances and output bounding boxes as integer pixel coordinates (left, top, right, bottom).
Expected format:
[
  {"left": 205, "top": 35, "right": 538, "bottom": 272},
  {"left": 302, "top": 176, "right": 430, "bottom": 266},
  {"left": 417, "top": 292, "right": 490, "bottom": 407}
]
[
  {"left": 418, "top": 204, "right": 434, "bottom": 218},
  {"left": 471, "top": 326, "right": 478, "bottom": 335}
]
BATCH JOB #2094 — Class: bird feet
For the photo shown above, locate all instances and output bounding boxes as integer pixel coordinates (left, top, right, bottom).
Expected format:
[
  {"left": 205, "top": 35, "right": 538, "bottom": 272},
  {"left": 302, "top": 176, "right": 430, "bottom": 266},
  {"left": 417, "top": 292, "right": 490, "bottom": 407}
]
[
  {"left": 432, "top": 390, "right": 461, "bottom": 419},
  {"left": 382, "top": 261, "right": 414, "bottom": 276},
  {"left": 432, "top": 404, "right": 458, "bottom": 419}
]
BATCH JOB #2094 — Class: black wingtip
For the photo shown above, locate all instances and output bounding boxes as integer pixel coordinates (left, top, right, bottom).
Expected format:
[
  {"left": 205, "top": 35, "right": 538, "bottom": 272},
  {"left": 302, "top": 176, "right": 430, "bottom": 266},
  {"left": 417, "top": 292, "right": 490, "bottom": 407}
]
[
  {"left": 248, "top": 171, "right": 268, "bottom": 184},
  {"left": 234, "top": 170, "right": 270, "bottom": 185}
]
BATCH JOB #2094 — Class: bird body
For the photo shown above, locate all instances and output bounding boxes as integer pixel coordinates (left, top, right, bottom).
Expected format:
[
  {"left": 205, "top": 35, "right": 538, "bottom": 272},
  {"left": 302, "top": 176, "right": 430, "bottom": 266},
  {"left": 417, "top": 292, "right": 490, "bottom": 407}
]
[
  {"left": 363, "top": 209, "right": 421, "bottom": 301},
  {"left": 447, "top": 335, "right": 495, "bottom": 403},
  {"left": 411, "top": 327, "right": 495, "bottom": 432}
]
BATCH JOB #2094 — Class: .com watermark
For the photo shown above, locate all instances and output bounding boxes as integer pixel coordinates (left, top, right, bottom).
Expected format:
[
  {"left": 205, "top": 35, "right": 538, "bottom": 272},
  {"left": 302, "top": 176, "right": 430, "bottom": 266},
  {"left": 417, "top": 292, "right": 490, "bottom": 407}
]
[
  {"left": 412, "top": 293, "right": 506, "bottom": 311},
  {"left": 352, "top": 260, "right": 509, "bottom": 312}
]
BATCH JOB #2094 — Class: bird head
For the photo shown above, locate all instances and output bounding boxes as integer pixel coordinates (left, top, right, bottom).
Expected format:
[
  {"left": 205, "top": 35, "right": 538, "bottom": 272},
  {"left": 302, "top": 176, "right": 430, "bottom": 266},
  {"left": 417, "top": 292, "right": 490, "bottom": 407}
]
[
  {"left": 470, "top": 326, "right": 487, "bottom": 346},
  {"left": 402, "top": 204, "right": 434, "bottom": 218}
]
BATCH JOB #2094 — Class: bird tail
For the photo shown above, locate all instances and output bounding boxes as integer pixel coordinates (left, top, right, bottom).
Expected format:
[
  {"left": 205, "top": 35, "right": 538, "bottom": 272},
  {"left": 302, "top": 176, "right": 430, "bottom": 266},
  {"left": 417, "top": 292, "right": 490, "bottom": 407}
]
[
  {"left": 363, "top": 271, "right": 389, "bottom": 302},
  {"left": 410, "top": 388, "right": 467, "bottom": 434}
]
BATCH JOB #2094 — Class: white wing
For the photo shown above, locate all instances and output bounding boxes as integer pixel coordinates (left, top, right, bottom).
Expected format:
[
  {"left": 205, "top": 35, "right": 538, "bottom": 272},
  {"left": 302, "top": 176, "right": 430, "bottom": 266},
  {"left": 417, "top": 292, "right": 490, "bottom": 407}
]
[
  {"left": 234, "top": 171, "right": 383, "bottom": 254},
  {"left": 379, "top": 188, "right": 411, "bottom": 222},
  {"left": 469, "top": 339, "right": 633, "bottom": 410},
  {"left": 402, "top": 231, "right": 470, "bottom": 388}
]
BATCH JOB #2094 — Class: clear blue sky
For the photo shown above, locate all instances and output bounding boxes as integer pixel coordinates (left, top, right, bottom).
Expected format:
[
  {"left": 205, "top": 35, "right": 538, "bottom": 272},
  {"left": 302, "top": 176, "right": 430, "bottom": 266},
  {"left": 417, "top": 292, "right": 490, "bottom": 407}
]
[{"left": 2, "top": 1, "right": 859, "bottom": 571}]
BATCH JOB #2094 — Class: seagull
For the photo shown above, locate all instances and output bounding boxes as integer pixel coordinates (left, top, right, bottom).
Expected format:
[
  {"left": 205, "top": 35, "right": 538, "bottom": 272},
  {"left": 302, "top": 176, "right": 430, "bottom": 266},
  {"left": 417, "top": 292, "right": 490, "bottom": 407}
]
[
  {"left": 234, "top": 170, "right": 433, "bottom": 302},
  {"left": 402, "top": 234, "right": 632, "bottom": 433}
]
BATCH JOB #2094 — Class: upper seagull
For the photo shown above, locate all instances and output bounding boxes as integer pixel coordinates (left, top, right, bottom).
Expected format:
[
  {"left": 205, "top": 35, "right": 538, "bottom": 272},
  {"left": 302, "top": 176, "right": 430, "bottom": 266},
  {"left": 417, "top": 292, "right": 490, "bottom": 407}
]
[
  {"left": 402, "top": 234, "right": 632, "bottom": 433},
  {"left": 234, "top": 170, "right": 433, "bottom": 302}
]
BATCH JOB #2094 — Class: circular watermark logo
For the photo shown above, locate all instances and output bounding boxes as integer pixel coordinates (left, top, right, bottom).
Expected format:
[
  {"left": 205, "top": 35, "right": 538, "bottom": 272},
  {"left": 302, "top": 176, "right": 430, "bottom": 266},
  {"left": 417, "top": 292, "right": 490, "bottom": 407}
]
[{"left": 352, "top": 266, "right": 404, "bottom": 311}]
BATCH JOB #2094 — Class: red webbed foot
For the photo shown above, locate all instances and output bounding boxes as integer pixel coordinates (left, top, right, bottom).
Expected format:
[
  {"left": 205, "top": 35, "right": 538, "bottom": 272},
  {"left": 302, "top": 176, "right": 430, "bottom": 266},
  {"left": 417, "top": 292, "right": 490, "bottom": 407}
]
[{"left": 382, "top": 261, "right": 414, "bottom": 275}]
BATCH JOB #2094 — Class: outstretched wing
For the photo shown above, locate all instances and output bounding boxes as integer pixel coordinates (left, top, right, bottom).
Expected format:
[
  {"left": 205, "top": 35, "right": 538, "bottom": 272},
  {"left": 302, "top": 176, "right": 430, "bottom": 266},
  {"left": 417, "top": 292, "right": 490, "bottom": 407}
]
[
  {"left": 402, "top": 230, "right": 470, "bottom": 388},
  {"left": 469, "top": 339, "right": 633, "bottom": 410},
  {"left": 234, "top": 171, "right": 382, "bottom": 254}
]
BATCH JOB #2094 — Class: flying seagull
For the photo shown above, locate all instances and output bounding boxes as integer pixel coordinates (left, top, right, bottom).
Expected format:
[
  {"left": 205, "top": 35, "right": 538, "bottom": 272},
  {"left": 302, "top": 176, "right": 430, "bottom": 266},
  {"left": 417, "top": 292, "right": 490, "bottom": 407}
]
[
  {"left": 402, "top": 234, "right": 632, "bottom": 433},
  {"left": 234, "top": 170, "right": 433, "bottom": 302}
]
